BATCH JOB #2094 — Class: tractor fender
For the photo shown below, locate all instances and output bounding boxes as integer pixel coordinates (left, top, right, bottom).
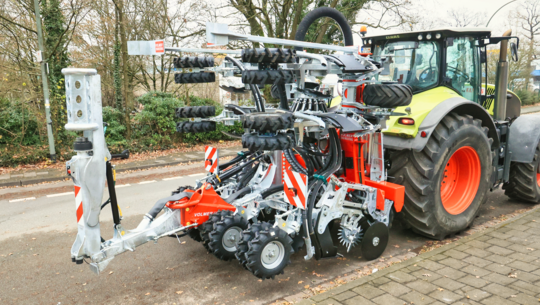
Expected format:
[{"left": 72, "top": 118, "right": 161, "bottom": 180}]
[
  {"left": 508, "top": 115, "right": 540, "bottom": 163},
  {"left": 385, "top": 97, "right": 499, "bottom": 151}
]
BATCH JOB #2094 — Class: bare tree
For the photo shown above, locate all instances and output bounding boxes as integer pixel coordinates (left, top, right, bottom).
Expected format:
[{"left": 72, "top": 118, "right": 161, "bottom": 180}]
[
  {"left": 443, "top": 8, "right": 487, "bottom": 28},
  {"left": 516, "top": 0, "right": 540, "bottom": 89}
]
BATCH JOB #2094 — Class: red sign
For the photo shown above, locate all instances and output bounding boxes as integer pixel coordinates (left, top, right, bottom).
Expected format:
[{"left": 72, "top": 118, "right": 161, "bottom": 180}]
[{"left": 155, "top": 41, "right": 164, "bottom": 54}]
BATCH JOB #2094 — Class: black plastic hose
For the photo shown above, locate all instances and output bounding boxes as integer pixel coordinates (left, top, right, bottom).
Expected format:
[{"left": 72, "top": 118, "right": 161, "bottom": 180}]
[
  {"left": 261, "top": 184, "right": 284, "bottom": 199},
  {"left": 294, "top": 7, "right": 354, "bottom": 51}
]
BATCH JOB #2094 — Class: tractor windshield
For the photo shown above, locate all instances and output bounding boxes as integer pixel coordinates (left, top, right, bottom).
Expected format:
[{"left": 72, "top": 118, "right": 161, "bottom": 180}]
[{"left": 372, "top": 41, "right": 440, "bottom": 92}]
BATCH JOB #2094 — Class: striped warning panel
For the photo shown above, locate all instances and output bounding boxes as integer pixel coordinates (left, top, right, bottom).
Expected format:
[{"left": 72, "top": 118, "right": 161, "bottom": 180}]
[
  {"left": 204, "top": 146, "right": 219, "bottom": 174},
  {"left": 74, "top": 185, "right": 83, "bottom": 224},
  {"left": 283, "top": 169, "right": 307, "bottom": 209}
]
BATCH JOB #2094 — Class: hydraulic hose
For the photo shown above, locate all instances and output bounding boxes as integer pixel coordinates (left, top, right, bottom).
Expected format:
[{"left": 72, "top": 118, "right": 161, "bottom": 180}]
[
  {"left": 225, "top": 56, "right": 265, "bottom": 112},
  {"left": 261, "top": 184, "right": 284, "bottom": 199},
  {"left": 236, "top": 163, "right": 260, "bottom": 190},
  {"left": 284, "top": 149, "right": 307, "bottom": 175},
  {"left": 218, "top": 154, "right": 263, "bottom": 182},
  {"left": 224, "top": 185, "right": 252, "bottom": 203},
  {"left": 218, "top": 152, "right": 250, "bottom": 171},
  {"left": 294, "top": 7, "right": 354, "bottom": 51}
]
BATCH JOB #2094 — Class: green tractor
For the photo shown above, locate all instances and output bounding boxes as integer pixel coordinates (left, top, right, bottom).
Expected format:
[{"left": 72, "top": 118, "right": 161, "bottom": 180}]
[{"left": 359, "top": 28, "right": 540, "bottom": 239}]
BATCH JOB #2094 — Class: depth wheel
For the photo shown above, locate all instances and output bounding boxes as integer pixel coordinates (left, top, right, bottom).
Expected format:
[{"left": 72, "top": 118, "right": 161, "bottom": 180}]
[
  {"left": 241, "top": 133, "right": 295, "bottom": 151},
  {"left": 236, "top": 222, "right": 273, "bottom": 269},
  {"left": 188, "top": 228, "right": 202, "bottom": 242},
  {"left": 361, "top": 222, "right": 389, "bottom": 261},
  {"left": 245, "top": 224, "right": 293, "bottom": 279},
  {"left": 388, "top": 113, "right": 492, "bottom": 240},
  {"left": 208, "top": 213, "right": 249, "bottom": 261},
  {"left": 200, "top": 210, "right": 231, "bottom": 251},
  {"left": 242, "top": 112, "right": 294, "bottom": 132},
  {"left": 504, "top": 142, "right": 540, "bottom": 203}
]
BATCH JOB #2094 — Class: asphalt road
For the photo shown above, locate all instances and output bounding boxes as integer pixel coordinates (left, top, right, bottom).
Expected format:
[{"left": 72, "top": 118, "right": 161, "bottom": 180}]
[{"left": 0, "top": 170, "right": 536, "bottom": 305}]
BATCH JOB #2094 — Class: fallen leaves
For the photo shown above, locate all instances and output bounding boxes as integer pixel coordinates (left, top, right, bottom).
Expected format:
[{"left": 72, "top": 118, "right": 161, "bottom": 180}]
[
  {"left": 145, "top": 292, "right": 150, "bottom": 296},
  {"left": 297, "top": 281, "right": 303, "bottom": 284},
  {"left": 109, "top": 271, "right": 114, "bottom": 275},
  {"left": 304, "top": 285, "right": 310, "bottom": 289},
  {"left": 175, "top": 291, "right": 183, "bottom": 295},
  {"left": 422, "top": 274, "right": 431, "bottom": 277}
]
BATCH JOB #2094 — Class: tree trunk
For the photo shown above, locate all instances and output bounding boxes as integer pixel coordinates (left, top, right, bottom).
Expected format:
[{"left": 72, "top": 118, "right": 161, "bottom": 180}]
[{"left": 115, "top": 0, "right": 132, "bottom": 138}]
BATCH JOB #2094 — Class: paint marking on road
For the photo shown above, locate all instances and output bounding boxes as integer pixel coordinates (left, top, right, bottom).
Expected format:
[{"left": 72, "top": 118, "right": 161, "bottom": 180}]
[
  {"left": 188, "top": 173, "right": 205, "bottom": 177},
  {"left": 115, "top": 184, "right": 131, "bottom": 188},
  {"left": 163, "top": 176, "right": 183, "bottom": 181},
  {"left": 47, "top": 192, "right": 74, "bottom": 198},
  {"left": 9, "top": 197, "right": 36, "bottom": 203},
  {"left": 138, "top": 180, "right": 156, "bottom": 184}
]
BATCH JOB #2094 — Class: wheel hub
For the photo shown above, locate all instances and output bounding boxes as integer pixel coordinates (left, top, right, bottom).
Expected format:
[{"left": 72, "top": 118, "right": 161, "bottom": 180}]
[
  {"left": 222, "top": 226, "right": 242, "bottom": 252},
  {"left": 261, "top": 241, "right": 285, "bottom": 269},
  {"left": 440, "top": 146, "right": 481, "bottom": 215}
]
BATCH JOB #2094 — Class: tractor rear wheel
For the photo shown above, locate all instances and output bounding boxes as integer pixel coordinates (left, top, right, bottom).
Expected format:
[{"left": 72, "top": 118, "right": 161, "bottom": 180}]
[
  {"left": 388, "top": 113, "right": 492, "bottom": 240},
  {"left": 503, "top": 142, "right": 540, "bottom": 203}
]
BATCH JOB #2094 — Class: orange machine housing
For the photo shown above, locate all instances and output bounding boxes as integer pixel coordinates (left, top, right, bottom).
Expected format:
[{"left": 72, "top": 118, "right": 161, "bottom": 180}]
[
  {"left": 166, "top": 183, "right": 235, "bottom": 227},
  {"left": 340, "top": 132, "right": 405, "bottom": 212}
]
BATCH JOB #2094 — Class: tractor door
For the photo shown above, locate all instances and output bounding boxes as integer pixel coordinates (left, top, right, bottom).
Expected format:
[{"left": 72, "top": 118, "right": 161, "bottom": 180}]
[{"left": 445, "top": 37, "right": 481, "bottom": 102}]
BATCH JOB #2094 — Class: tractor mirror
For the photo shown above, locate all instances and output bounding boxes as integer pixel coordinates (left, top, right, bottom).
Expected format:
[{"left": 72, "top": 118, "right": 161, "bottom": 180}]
[{"left": 510, "top": 42, "right": 518, "bottom": 62}]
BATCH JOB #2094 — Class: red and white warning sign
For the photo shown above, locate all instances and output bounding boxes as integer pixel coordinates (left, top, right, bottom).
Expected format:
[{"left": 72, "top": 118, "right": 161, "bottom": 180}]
[
  {"left": 204, "top": 146, "right": 219, "bottom": 174},
  {"left": 155, "top": 40, "right": 165, "bottom": 54},
  {"left": 283, "top": 169, "right": 307, "bottom": 209},
  {"left": 74, "top": 185, "right": 84, "bottom": 225}
]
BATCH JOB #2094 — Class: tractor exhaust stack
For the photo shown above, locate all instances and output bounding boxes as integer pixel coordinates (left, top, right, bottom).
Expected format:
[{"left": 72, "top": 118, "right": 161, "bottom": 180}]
[{"left": 493, "top": 29, "right": 512, "bottom": 121}]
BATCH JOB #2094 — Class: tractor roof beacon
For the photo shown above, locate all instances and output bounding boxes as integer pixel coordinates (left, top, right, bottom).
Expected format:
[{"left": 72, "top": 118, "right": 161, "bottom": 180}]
[{"left": 364, "top": 27, "right": 540, "bottom": 239}]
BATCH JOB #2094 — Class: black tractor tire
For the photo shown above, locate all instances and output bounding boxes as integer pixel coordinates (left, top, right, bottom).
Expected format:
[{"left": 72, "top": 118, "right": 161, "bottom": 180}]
[
  {"left": 242, "top": 112, "right": 294, "bottom": 132},
  {"left": 176, "top": 121, "right": 216, "bottom": 133},
  {"left": 363, "top": 84, "right": 412, "bottom": 108},
  {"left": 388, "top": 113, "right": 492, "bottom": 240},
  {"left": 242, "top": 133, "right": 295, "bottom": 151},
  {"left": 174, "top": 56, "right": 214, "bottom": 68},
  {"left": 503, "top": 142, "right": 540, "bottom": 203},
  {"left": 245, "top": 225, "right": 293, "bottom": 279},
  {"left": 236, "top": 222, "right": 273, "bottom": 269},
  {"left": 174, "top": 72, "right": 215, "bottom": 84},
  {"left": 241, "top": 48, "right": 297, "bottom": 64},
  {"left": 241, "top": 70, "right": 295, "bottom": 85},
  {"left": 171, "top": 185, "right": 196, "bottom": 196},
  {"left": 200, "top": 210, "right": 232, "bottom": 251},
  {"left": 176, "top": 106, "right": 216, "bottom": 118},
  {"left": 208, "top": 213, "right": 249, "bottom": 261}
]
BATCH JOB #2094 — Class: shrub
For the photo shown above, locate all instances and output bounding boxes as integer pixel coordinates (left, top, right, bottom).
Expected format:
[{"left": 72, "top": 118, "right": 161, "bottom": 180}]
[
  {"left": 0, "top": 98, "right": 43, "bottom": 146},
  {"left": 102, "top": 106, "right": 127, "bottom": 146},
  {"left": 514, "top": 89, "right": 540, "bottom": 106}
]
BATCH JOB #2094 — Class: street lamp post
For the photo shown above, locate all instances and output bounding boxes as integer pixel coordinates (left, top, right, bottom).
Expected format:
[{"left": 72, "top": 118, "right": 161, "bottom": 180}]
[{"left": 486, "top": 0, "right": 517, "bottom": 27}]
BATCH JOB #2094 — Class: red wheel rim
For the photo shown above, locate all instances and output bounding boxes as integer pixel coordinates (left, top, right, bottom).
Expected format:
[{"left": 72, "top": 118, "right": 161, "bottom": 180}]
[
  {"left": 537, "top": 163, "right": 540, "bottom": 188},
  {"left": 440, "top": 146, "right": 481, "bottom": 215}
]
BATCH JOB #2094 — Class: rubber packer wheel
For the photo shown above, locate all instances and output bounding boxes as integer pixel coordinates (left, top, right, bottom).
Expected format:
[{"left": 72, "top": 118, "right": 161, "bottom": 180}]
[
  {"left": 176, "top": 121, "right": 216, "bottom": 133},
  {"left": 388, "top": 113, "right": 492, "bottom": 240},
  {"left": 176, "top": 106, "right": 216, "bottom": 118},
  {"left": 208, "top": 213, "right": 249, "bottom": 261},
  {"left": 245, "top": 224, "right": 293, "bottom": 279},
  {"left": 236, "top": 222, "right": 273, "bottom": 269},
  {"left": 242, "top": 112, "right": 294, "bottom": 132},
  {"left": 241, "top": 70, "right": 295, "bottom": 85},
  {"left": 200, "top": 210, "right": 231, "bottom": 251},
  {"left": 503, "top": 142, "right": 540, "bottom": 203},
  {"left": 242, "top": 133, "right": 295, "bottom": 151},
  {"left": 362, "top": 84, "right": 412, "bottom": 108}
]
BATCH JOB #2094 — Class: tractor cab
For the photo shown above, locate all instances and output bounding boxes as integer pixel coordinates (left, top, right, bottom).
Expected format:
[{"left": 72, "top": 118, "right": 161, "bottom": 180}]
[{"left": 365, "top": 28, "right": 491, "bottom": 102}]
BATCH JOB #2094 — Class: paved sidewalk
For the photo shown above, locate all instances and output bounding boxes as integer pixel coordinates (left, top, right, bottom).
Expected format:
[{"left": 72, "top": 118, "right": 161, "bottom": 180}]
[
  {"left": 0, "top": 145, "right": 243, "bottom": 187},
  {"left": 298, "top": 207, "right": 540, "bottom": 305}
]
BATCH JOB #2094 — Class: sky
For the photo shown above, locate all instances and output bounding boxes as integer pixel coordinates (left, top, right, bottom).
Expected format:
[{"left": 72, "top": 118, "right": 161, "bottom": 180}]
[{"left": 355, "top": 0, "right": 521, "bottom": 44}]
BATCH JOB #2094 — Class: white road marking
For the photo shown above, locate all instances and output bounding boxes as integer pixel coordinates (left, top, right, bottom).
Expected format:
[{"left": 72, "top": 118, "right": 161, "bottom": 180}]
[
  {"left": 46, "top": 192, "right": 74, "bottom": 198},
  {"left": 115, "top": 184, "right": 131, "bottom": 188},
  {"left": 163, "top": 176, "right": 183, "bottom": 181},
  {"left": 138, "top": 180, "right": 156, "bottom": 184},
  {"left": 9, "top": 197, "right": 36, "bottom": 203},
  {"left": 188, "top": 173, "right": 205, "bottom": 177}
]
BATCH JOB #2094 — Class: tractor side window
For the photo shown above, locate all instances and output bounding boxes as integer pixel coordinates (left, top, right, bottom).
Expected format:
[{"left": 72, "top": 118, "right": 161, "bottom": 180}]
[{"left": 446, "top": 37, "right": 478, "bottom": 101}]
